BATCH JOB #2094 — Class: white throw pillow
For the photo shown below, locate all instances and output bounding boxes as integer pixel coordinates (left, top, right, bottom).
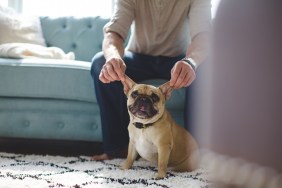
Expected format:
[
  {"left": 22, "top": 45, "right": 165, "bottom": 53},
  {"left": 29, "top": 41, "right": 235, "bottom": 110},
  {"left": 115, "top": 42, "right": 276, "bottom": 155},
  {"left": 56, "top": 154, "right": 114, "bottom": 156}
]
[{"left": 0, "top": 6, "right": 46, "bottom": 46}]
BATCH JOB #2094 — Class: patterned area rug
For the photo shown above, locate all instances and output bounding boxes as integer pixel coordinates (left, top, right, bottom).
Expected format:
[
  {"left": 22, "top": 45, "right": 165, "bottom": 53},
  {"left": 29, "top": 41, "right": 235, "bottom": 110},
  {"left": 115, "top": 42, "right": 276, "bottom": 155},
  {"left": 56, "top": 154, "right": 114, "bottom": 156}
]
[{"left": 0, "top": 152, "right": 210, "bottom": 188}]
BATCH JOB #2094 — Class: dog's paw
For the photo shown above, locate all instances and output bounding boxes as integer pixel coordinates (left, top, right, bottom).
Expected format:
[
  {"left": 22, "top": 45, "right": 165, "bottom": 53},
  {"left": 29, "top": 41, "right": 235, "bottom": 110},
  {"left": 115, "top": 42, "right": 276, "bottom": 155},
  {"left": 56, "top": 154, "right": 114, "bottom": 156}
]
[
  {"left": 120, "top": 162, "right": 132, "bottom": 170},
  {"left": 154, "top": 172, "right": 167, "bottom": 180}
]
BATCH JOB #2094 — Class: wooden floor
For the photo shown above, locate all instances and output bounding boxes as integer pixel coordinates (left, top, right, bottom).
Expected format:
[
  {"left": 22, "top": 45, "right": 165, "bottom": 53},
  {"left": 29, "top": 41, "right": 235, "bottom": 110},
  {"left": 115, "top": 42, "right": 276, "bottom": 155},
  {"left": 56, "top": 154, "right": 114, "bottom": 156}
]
[{"left": 0, "top": 138, "right": 103, "bottom": 157}]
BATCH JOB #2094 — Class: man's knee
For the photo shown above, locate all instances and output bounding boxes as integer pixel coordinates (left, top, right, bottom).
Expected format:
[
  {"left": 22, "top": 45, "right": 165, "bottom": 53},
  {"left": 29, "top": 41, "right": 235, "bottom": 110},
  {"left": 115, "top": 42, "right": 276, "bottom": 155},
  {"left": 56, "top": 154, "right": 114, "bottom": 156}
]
[{"left": 91, "top": 51, "right": 105, "bottom": 78}]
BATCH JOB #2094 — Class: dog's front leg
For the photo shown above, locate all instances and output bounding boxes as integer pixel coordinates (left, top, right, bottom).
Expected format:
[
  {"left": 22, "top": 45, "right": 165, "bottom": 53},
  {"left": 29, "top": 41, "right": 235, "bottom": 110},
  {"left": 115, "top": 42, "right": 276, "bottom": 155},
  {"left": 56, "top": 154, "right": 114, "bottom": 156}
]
[
  {"left": 155, "top": 144, "right": 172, "bottom": 179},
  {"left": 121, "top": 141, "right": 138, "bottom": 170}
]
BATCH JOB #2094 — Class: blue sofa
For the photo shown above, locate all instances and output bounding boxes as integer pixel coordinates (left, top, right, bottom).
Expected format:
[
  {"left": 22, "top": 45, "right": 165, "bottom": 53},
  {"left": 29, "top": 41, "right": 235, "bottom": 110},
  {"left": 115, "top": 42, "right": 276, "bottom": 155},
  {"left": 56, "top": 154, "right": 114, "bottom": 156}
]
[{"left": 0, "top": 16, "right": 185, "bottom": 143}]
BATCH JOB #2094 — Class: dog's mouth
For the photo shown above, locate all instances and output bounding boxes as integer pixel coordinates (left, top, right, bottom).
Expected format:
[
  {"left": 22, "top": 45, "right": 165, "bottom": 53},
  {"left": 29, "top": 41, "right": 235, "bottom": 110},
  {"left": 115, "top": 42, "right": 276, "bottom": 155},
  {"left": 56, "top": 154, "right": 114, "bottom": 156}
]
[{"left": 129, "top": 96, "right": 158, "bottom": 119}]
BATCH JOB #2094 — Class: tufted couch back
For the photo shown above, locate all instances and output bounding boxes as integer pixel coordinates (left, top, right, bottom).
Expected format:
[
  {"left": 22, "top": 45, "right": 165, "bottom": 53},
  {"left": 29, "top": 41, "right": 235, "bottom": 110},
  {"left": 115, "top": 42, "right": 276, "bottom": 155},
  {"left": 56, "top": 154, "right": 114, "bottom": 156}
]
[{"left": 40, "top": 16, "right": 109, "bottom": 62}]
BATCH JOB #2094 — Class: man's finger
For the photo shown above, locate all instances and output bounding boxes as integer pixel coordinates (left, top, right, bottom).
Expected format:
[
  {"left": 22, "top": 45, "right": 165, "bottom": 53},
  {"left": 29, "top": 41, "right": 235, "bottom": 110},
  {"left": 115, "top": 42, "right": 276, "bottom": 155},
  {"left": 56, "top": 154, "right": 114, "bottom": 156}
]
[
  {"left": 112, "top": 60, "right": 126, "bottom": 81},
  {"left": 119, "top": 63, "right": 126, "bottom": 81},
  {"left": 105, "top": 64, "right": 120, "bottom": 81},
  {"left": 174, "top": 69, "right": 187, "bottom": 89},
  {"left": 170, "top": 63, "right": 182, "bottom": 87},
  {"left": 179, "top": 73, "right": 190, "bottom": 88},
  {"left": 184, "top": 76, "right": 193, "bottom": 87},
  {"left": 102, "top": 68, "right": 114, "bottom": 82},
  {"left": 99, "top": 72, "right": 110, "bottom": 83}
]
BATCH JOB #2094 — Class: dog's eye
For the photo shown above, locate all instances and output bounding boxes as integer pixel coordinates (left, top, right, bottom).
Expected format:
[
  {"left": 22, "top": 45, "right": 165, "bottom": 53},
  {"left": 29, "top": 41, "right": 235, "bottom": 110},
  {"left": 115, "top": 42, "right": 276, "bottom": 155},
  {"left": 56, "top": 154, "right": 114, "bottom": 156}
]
[
  {"left": 131, "top": 90, "right": 139, "bottom": 99},
  {"left": 151, "top": 93, "right": 160, "bottom": 103}
]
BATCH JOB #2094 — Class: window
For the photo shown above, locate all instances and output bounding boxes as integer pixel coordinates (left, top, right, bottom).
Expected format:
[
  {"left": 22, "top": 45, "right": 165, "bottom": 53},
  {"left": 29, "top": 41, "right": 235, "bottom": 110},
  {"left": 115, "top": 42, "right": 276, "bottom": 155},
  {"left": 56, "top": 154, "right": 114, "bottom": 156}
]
[
  {"left": 7, "top": 0, "right": 113, "bottom": 17},
  {"left": 5, "top": 0, "right": 219, "bottom": 18},
  {"left": 0, "top": 0, "right": 8, "bottom": 6},
  {"left": 212, "top": 0, "right": 221, "bottom": 18}
]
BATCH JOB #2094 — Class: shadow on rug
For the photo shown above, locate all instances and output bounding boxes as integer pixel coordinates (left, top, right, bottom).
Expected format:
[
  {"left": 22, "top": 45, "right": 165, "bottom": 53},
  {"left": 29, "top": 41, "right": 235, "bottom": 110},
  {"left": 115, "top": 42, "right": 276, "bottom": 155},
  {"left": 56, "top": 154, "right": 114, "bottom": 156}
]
[{"left": 0, "top": 152, "right": 210, "bottom": 188}]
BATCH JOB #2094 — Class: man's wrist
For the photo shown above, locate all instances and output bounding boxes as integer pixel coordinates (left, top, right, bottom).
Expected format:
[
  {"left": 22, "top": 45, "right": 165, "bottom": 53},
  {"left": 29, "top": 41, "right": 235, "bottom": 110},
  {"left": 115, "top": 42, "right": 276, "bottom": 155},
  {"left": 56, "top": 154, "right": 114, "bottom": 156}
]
[{"left": 181, "top": 57, "right": 197, "bottom": 71}]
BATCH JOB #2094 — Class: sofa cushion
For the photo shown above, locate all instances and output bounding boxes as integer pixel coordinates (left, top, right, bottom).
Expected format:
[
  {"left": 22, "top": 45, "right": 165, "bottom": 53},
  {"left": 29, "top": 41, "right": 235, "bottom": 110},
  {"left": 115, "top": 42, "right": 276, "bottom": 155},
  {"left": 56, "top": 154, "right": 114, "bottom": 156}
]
[{"left": 0, "top": 58, "right": 96, "bottom": 103}]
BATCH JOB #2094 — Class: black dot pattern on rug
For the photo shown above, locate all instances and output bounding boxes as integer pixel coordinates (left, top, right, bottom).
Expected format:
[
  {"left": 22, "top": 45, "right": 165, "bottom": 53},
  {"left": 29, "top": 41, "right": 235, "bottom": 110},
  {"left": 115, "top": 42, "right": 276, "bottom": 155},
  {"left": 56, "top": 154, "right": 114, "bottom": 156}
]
[{"left": 0, "top": 153, "right": 211, "bottom": 188}]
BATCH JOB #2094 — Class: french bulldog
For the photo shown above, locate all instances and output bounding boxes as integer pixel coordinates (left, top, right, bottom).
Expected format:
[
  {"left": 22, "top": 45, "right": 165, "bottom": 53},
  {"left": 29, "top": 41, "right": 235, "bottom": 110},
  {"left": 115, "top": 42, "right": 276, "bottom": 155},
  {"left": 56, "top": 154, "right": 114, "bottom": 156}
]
[{"left": 121, "top": 76, "right": 199, "bottom": 179}]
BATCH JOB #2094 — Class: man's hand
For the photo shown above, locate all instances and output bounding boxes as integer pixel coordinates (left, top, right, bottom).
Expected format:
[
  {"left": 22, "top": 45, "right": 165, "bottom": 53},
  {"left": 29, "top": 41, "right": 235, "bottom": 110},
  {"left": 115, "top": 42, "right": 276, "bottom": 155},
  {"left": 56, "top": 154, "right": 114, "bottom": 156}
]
[
  {"left": 170, "top": 60, "right": 196, "bottom": 89},
  {"left": 99, "top": 57, "right": 126, "bottom": 83},
  {"left": 169, "top": 32, "right": 209, "bottom": 89},
  {"left": 100, "top": 31, "right": 126, "bottom": 84}
]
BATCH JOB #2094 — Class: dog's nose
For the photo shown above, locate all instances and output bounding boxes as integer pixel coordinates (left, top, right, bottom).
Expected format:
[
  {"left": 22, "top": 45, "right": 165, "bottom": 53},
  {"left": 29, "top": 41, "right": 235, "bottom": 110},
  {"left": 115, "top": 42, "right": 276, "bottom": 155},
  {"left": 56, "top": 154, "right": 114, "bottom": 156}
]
[{"left": 140, "top": 96, "right": 150, "bottom": 102}]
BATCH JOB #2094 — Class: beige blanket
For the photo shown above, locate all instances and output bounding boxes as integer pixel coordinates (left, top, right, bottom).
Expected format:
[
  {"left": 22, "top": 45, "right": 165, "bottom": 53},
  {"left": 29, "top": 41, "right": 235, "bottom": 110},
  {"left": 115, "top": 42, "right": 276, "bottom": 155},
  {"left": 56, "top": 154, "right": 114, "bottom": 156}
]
[{"left": 0, "top": 43, "right": 75, "bottom": 60}]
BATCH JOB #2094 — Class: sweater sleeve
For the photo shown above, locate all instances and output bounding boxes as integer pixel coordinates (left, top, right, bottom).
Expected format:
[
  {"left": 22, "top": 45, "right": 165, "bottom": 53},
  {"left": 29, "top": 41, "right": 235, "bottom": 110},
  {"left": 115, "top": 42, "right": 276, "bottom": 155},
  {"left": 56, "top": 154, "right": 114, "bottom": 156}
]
[
  {"left": 189, "top": 0, "right": 212, "bottom": 39},
  {"left": 103, "top": 0, "right": 135, "bottom": 41}
]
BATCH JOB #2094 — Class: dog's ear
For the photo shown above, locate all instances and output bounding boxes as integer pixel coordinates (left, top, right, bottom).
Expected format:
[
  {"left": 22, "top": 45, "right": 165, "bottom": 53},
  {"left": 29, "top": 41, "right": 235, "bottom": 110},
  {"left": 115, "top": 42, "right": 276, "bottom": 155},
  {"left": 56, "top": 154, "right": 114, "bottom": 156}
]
[
  {"left": 121, "top": 75, "right": 136, "bottom": 95},
  {"left": 159, "top": 81, "right": 173, "bottom": 100}
]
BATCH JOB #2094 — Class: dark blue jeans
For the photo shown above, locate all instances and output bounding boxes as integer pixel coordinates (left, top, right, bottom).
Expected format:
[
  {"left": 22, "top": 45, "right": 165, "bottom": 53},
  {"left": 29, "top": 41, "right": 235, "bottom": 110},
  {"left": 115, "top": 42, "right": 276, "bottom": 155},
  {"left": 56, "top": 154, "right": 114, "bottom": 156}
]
[{"left": 90, "top": 51, "right": 192, "bottom": 155}]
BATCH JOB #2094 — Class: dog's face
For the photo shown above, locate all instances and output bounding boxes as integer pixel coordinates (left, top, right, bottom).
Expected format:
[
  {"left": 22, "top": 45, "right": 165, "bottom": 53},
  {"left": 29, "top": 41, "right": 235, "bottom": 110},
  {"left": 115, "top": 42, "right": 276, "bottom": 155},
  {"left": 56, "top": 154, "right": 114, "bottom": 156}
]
[
  {"left": 122, "top": 76, "right": 173, "bottom": 124},
  {"left": 127, "top": 84, "right": 165, "bottom": 123}
]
